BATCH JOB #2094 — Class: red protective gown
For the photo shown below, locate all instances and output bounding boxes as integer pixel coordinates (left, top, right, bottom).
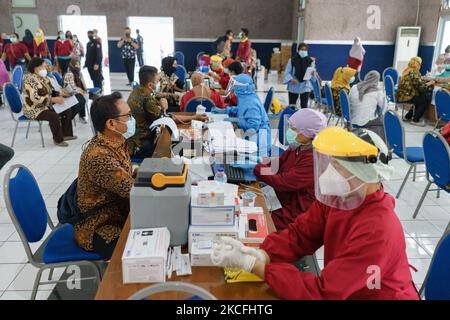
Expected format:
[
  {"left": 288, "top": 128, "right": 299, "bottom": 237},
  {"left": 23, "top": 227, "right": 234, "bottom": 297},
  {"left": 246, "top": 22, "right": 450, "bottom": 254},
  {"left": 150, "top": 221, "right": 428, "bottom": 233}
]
[
  {"left": 219, "top": 72, "right": 230, "bottom": 90},
  {"left": 260, "top": 188, "right": 420, "bottom": 300},
  {"left": 180, "top": 89, "right": 226, "bottom": 111},
  {"left": 254, "top": 147, "right": 315, "bottom": 231}
]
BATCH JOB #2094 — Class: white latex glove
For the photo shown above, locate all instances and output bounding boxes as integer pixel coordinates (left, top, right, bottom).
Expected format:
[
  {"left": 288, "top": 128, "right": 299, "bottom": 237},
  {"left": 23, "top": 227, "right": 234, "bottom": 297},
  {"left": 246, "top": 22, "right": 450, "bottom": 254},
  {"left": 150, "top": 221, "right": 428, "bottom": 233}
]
[
  {"left": 211, "top": 237, "right": 256, "bottom": 272},
  {"left": 240, "top": 246, "right": 267, "bottom": 264}
]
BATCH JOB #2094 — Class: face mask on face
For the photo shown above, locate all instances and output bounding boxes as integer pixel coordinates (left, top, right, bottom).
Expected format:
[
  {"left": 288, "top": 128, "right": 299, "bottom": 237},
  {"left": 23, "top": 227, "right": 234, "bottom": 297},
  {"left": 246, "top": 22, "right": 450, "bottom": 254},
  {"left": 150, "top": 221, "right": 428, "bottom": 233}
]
[
  {"left": 153, "top": 82, "right": 161, "bottom": 93},
  {"left": 38, "top": 69, "right": 48, "bottom": 78},
  {"left": 73, "top": 37, "right": 78, "bottom": 42},
  {"left": 125, "top": 33, "right": 131, "bottom": 38},
  {"left": 59, "top": 34, "right": 66, "bottom": 41},
  {"left": 286, "top": 128, "right": 301, "bottom": 148},
  {"left": 36, "top": 32, "right": 41, "bottom": 37},
  {"left": 224, "top": 68, "right": 230, "bottom": 74},
  {"left": 299, "top": 50, "right": 308, "bottom": 58},
  {"left": 445, "top": 64, "right": 450, "bottom": 71},
  {"left": 318, "top": 164, "right": 355, "bottom": 197},
  {"left": 238, "top": 32, "right": 243, "bottom": 39},
  {"left": 115, "top": 116, "right": 136, "bottom": 139},
  {"left": 10, "top": 37, "right": 17, "bottom": 43},
  {"left": 349, "top": 76, "right": 356, "bottom": 84},
  {"left": 88, "top": 35, "right": 94, "bottom": 41}
]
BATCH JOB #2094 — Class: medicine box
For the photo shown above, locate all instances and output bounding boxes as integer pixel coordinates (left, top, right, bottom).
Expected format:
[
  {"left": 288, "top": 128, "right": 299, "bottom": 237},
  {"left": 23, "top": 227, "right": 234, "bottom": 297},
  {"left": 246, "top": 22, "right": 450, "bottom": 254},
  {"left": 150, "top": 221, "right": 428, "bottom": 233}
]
[
  {"left": 191, "top": 186, "right": 236, "bottom": 226},
  {"left": 122, "top": 227, "right": 170, "bottom": 284},
  {"left": 188, "top": 224, "right": 239, "bottom": 252},
  {"left": 190, "top": 241, "right": 214, "bottom": 267}
]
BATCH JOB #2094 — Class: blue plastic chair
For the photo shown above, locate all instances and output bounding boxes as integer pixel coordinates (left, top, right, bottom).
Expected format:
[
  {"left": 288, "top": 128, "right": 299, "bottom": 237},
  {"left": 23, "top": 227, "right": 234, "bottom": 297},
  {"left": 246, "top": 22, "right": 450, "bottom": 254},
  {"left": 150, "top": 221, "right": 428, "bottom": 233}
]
[
  {"left": 175, "top": 65, "right": 187, "bottom": 83},
  {"left": 421, "top": 230, "right": 450, "bottom": 299},
  {"left": 12, "top": 65, "right": 24, "bottom": 92},
  {"left": 263, "top": 87, "right": 274, "bottom": 113},
  {"left": 324, "top": 83, "right": 340, "bottom": 125},
  {"left": 311, "top": 77, "right": 327, "bottom": 109},
  {"left": 384, "top": 110, "right": 425, "bottom": 199},
  {"left": 384, "top": 74, "right": 414, "bottom": 119},
  {"left": 185, "top": 97, "right": 215, "bottom": 112},
  {"left": 3, "top": 165, "right": 104, "bottom": 300},
  {"left": 383, "top": 67, "right": 399, "bottom": 87},
  {"left": 271, "top": 105, "right": 297, "bottom": 157},
  {"left": 339, "top": 89, "right": 352, "bottom": 128},
  {"left": 434, "top": 90, "right": 450, "bottom": 129},
  {"left": 3, "top": 83, "right": 45, "bottom": 148},
  {"left": 174, "top": 51, "right": 185, "bottom": 66},
  {"left": 52, "top": 71, "right": 64, "bottom": 87},
  {"left": 412, "top": 131, "right": 450, "bottom": 219}
]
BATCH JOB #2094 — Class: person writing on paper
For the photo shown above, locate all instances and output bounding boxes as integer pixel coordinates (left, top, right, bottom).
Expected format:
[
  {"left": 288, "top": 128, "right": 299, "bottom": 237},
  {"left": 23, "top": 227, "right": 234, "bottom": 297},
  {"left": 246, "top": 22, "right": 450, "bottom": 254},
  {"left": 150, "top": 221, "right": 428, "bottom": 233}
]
[
  {"left": 212, "top": 73, "right": 271, "bottom": 157},
  {"left": 75, "top": 92, "right": 134, "bottom": 259},
  {"left": 180, "top": 72, "right": 225, "bottom": 112},
  {"left": 23, "top": 58, "right": 79, "bottom": 147},
  {"left": 331, "top": 66, "right": 357, "bottom": 116},
  {"left": 254, "top": 109, "right": 327, "bottom": 231},
  {"left": 283, "top": 43, "right": 315, "bottom": 108},
  {"left": 127, "top": 66, "right": 208, "bottom": 158},
  {"left": 349, "top": 71, "right": 387, "bottom": 141},
  {"left": 211, "top": 127, "right": 419, "bottom": 300}
]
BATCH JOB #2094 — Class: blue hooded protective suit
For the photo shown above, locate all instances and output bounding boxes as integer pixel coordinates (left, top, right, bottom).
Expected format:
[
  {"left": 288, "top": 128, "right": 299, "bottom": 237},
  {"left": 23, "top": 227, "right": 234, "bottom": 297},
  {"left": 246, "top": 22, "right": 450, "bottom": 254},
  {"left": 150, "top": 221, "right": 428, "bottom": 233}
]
[{"left": 226, "top": 74, "right": 271, "bottom": 157}]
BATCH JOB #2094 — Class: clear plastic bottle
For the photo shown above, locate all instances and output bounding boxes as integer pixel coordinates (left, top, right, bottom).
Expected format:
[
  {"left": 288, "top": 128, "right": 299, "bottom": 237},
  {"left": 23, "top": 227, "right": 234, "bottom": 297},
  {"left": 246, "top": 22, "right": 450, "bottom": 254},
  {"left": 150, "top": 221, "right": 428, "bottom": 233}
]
[{"left": 214, "top": 167, "right": 228, "bottom": 183}]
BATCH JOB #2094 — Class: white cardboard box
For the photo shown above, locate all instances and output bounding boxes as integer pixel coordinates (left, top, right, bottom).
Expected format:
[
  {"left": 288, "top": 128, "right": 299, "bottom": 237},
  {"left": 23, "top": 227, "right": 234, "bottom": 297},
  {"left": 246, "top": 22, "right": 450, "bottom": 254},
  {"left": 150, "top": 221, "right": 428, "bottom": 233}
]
[
  {"left": 191, "top": 186, "right": 237, "bottom": 226},
  {"left": 122, "top": 227, "right": 170, "bottom": 284},
  {"left": 188, "top": 224, "right": 239, "bottom": 252},
  {"left": 190, "top": 241, "right": 214, "bottom": 267}
]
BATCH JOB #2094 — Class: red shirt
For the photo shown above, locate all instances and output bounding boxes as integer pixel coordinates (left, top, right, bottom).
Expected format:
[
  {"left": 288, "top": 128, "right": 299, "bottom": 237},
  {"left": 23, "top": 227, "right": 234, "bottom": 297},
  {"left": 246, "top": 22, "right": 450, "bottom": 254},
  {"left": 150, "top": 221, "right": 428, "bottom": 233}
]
[
  {"left": 236, "top": 39, "right": 251, "bottom": 65},
  {"left": 34, "top": 40, "right": 50, "bottom": 58},
  {"left": 260, "top": 189, "right": 420, "bottom": 300},
  {"left": 54, "top": 40, "right": 73, "bottom": 57},
  {"left": 254, "top": 147, "right": 315, "bottom": 231},
  {"left": 218, "top": 71, "right": 231, "bottom": 90},
  {"left": 4, "top": 43, "right": 28, "bottom": 65},
  {"left": 180, "top": 89, "right": 225, "bottom": 112}
]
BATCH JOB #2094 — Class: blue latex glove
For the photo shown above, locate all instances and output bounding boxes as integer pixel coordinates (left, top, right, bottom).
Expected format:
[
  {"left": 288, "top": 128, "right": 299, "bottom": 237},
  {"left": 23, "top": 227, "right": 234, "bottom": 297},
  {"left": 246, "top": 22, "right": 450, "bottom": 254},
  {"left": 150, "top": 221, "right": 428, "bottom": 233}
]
[
  {"left": 212, "top": 107, "right": 227, "bottom": 114},
  {"left": 225, "top": 117, "right": 240, "bottom": 123}
]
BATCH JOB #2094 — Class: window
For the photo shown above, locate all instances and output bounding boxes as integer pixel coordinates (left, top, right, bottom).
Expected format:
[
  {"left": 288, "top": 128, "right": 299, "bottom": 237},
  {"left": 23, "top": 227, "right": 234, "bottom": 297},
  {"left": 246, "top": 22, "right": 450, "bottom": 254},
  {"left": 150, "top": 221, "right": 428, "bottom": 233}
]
[{"left": 12, "top": 0, "right": 36, "bottom": 8}]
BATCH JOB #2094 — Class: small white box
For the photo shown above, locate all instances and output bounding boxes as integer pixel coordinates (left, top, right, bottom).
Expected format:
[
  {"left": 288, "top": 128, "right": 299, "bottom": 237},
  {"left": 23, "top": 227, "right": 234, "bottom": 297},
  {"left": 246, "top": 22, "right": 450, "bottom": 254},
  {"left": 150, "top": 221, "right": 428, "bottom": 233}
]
[
  {"left": 190, "top": 241, "right": 214, "bottom": 267},
  {"left": 191, "top": 186, "right": 237, "bottom": 226},
  {"left": 122, "top": 228, "right": 170, "bottom": 284},
  {"left": 197, "top": 181, "right": 225, "bottom": 206},
  {"left": 188, "top": 224, "right": 239, "bottom": 252}
]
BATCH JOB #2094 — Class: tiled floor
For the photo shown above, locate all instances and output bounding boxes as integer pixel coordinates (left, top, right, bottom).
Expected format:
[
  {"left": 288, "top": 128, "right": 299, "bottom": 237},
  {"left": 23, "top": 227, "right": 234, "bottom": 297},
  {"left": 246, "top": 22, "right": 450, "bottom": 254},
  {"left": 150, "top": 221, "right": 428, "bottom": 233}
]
[{"left": 0, "top": 72, "right": 447, "bottom": 299}]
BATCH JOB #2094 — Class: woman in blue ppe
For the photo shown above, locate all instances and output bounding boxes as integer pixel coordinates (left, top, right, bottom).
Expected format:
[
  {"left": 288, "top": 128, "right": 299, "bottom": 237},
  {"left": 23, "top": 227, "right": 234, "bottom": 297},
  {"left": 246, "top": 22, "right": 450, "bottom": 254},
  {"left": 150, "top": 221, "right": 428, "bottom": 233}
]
[{"left": 213, "top": 73, "right": 271, "bottom": 157}]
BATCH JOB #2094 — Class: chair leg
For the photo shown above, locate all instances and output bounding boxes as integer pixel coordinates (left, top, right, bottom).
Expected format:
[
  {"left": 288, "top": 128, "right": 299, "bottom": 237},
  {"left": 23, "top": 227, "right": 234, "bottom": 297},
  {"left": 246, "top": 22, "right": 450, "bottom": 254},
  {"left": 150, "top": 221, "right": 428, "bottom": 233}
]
[
  {"left": 437, "top": 189, "right": 441, "bottom": 199},
  {"left": 25, "top": 122, "right": 31, "bottom": 139},
  {"left": 413, "top": 165, "right": 417, "bottom": 182},
  {"left": 31, "top": 268, "right": 44, "bottom": 300},
  {"left": 413, "top": 181, "right": 432, "bottom": 219},
  {"left": 11, "top": 122, "right": 19, "bottom": 148},
  {"left": 434, "top": 118, "right": 441, "bottom": 130},
  {"left": 48, "top": 267, "right": 54, "bottom": 281},
  {"left": 39, "top": 122, "right": 45, "bottom": 148},
  {"left": 396, "top": 164, "right": 414, "bottom": 199},
  {"left": 327, "top": 113, "right": 333, "bottom": 125}
]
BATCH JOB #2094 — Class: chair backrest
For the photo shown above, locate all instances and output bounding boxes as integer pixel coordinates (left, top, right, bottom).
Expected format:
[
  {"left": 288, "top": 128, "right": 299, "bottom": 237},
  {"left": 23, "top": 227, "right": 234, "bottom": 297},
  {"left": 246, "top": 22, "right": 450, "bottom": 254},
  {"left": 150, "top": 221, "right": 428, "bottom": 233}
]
[
  {"left": 3, "top": 165, "right": 49, "bottom": 245},
  {"left": 383, "top": 67, "right": 399, "bottom": 87},
  {"left": 384, "top": 110, "right": 405, "bottom": 158},
  {"left": 422, "top": 131, "right": 450, "bottom": 188},
  {"left": 174, "top": 51, "right": 185, "bottom": 66},
  {"left": 263, "top": 87, "right": 274, "bottom": 113},
  {"left": 435, "top": 90, "right": 450, "bottom": 122},
  {"left": 52, "top": 71, "right": 64, "bottom": 86},
  {"left": 128, "top": 282, "right": 217, "bottom": 300},
  {"left": 384, "top": 75, "right": 396, "bottom": 104},
  {"left": 424, "top": 233, "right": 450, "bottom": 300},
  {"left": 3, "top": 83, "right": 23, "bottom": 114},
  {"left": 324, "top": 82, "right": 335, "bottom": 114},
  {"left": 175, "top": 65, "right": 187, "bottom": 83},
  {"left": 311, "top": 77, "right": 323, "bottom": 104},
  {"left": 185, "top": 97, "right": 215, "bottom": 113},
  {"left": 339, "top": 89, "right": 351, "bottom": 124},
  {"left": 12, "top": 65, "right": 24, "bottom": 91},
  {"left": 278, "top": 105, "right": 297, "bottom": 146}
]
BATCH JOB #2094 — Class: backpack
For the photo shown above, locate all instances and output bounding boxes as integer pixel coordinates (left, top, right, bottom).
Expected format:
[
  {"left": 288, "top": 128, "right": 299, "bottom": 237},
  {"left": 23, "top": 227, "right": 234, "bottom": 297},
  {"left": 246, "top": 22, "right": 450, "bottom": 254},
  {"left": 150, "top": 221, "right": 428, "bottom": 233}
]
[{"left": 57, "top": 178, "right": 97, "bottom": 225}]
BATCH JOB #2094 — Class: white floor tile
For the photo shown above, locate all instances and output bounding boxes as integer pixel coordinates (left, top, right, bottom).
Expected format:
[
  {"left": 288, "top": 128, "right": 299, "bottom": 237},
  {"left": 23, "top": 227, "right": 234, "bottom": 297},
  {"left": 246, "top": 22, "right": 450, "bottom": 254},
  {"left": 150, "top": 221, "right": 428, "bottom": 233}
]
[
  {"left": 7, "top": 263, "right": 64, "bottom": 291},
  {"left": 419, "top": 206, "right": 450, "bottom": 221},
  {"left": 405, "top": 238, "right": 431, "bottom": 259},
  {"left": 414, "top": 238, "right": 440, "bottom": 257},
  {"left": 429, "top": 220, "right": 450, "bottom": 234},
  {"left": 0, "top": 290, "right": 53, "bottom": 300},
  {"left": 401, "top": 221, "right": 443, "bottom": 238},
  {"left": 408, "top": 259, "right": 431, "bottom": 286},
  {"left": 0, "top": 224, "right": 16, "bottom": 242},
  {"left": 0, "top": 264, "right": 25, "bottom": 291},
  {"left": 0, "top": 242, "right": 29, "bottom": 263}
]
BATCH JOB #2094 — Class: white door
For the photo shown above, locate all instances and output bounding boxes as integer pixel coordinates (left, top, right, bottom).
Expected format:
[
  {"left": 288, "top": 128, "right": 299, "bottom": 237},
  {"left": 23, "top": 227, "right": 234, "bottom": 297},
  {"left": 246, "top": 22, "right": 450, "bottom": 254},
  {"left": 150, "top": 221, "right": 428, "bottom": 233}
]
[{"left": 12, "top": 13, "right": 40, "bottom": 38}]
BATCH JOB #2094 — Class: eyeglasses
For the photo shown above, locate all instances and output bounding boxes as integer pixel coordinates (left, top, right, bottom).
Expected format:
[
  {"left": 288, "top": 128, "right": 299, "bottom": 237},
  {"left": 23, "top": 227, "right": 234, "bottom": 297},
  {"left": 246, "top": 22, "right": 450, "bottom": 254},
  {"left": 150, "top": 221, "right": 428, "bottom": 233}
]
[{"left": 112, "top": 113, "right": 132, "bottom": 121}]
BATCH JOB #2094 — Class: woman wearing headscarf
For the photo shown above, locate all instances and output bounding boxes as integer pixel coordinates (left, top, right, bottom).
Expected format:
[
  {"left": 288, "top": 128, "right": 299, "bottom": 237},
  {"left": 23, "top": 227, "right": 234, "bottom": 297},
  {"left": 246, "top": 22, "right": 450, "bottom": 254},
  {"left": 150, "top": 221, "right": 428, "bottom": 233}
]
[
  {"left": 33, "top": 28, "right": 51, "bottom": 60},
  {"left": 349, "top": 71, "right": 387, "bottom": 141},
  {"left": 254, "top": 109, "right": 327, "bottom": 231},
  {"left": 180, "top": 72, "right": 225, "bottom": 112},
  {"left": 396, "top": 56, "right": 434, "bottom": 126},
  {"left": 22, "top": 29, "right": 35, "bottom": 57},
  {"left": 157, "top": 56, "right": 184, "bottom": 112},
  {"left": 283, "top": 43, "right": 314, "bottom": 108},
  {"left": 331, "top": 66, "right": 357, "bottom": 116},
  {"left": 64, "top": 59, "right": 88, "bottom": 123},
  {"left": 348, "top": 37, "right": 366, "bottom": 73}
]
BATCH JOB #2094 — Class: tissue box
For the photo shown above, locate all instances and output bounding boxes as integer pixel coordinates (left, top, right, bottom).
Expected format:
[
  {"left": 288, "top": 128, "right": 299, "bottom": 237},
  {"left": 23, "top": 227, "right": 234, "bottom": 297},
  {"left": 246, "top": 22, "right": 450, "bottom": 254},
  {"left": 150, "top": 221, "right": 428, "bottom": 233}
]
[{"left": 122, "top": 228, "right": 170, "bottom": 284}]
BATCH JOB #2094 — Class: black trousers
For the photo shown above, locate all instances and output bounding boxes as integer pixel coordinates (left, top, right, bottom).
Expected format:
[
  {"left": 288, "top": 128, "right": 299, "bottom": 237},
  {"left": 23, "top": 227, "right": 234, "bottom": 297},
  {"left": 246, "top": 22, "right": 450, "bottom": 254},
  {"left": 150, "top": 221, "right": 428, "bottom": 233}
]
[
  {"left": 75, "top": 93, "right": 86, "bottom": 118},
  {"left": 0, "top": 144, "right": 14, "bottom": 170},
  {"left": 405, "top": 91, "right": 433, "bottom": 122},
  {"left": 123, "top": 58, "right": 136, "bottom": 84},
  {"left": 288, "top": 91, "right": 310, "bottom": 108},
  {"left": 93, "top": 232, "right": 119, "bottom": 260},
  {"left": 87, "top": 67, "right": 103, "bottom": 90},
  {"left": 137, "top": 51, "right": 144, "bottom": 67},
  {"left": 58, "top": 58, "right": 70, "bottom": 76}
]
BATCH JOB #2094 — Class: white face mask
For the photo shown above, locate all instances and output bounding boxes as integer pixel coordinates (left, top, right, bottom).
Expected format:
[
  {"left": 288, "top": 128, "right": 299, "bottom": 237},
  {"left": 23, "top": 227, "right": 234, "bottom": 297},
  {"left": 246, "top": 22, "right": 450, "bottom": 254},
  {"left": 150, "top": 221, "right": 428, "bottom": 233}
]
[
  {"left": 349, "top": 76, "right": 356, "bottom": 84},
  {"left": 318, "top": 164, "right": 354, "bottom": 197},
  {"left": 38, "top": 69, "right": 48, "bottom": 78}
]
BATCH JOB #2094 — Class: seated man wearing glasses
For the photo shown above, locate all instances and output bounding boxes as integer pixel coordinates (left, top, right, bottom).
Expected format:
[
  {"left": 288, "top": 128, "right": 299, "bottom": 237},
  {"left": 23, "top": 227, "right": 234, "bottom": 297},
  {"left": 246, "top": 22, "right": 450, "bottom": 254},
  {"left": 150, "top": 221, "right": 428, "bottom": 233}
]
[{"left": 75, "top": 92, "right": 134, "bottom": 259}]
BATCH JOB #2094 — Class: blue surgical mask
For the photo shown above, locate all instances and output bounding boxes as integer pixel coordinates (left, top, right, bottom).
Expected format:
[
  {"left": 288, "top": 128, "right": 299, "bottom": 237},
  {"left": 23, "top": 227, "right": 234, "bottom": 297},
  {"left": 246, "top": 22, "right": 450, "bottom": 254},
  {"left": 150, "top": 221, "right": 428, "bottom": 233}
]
[
  {"left": 445, "top": 64, "right": 450, "bottom": 71},
  {"left": 118, "top": 116, "right": 136, "bottom": 139},
  {"left": 299, "top": 50, "right": 308, "bottom": 58},
  {"left": 224, "top": 68, "right": 230, "bottom": 74},
  {"left": 286, "top": 128, "right": 301, "bottom": 148},
  {"left": 154, "top": 82, "right": 161, "bottom": 93},
  {"left": 349, "top": 76, "right": 356, "bottom": 84},
  {"left": 10, "top": 37, "right": 17, "bottom": 43}
]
